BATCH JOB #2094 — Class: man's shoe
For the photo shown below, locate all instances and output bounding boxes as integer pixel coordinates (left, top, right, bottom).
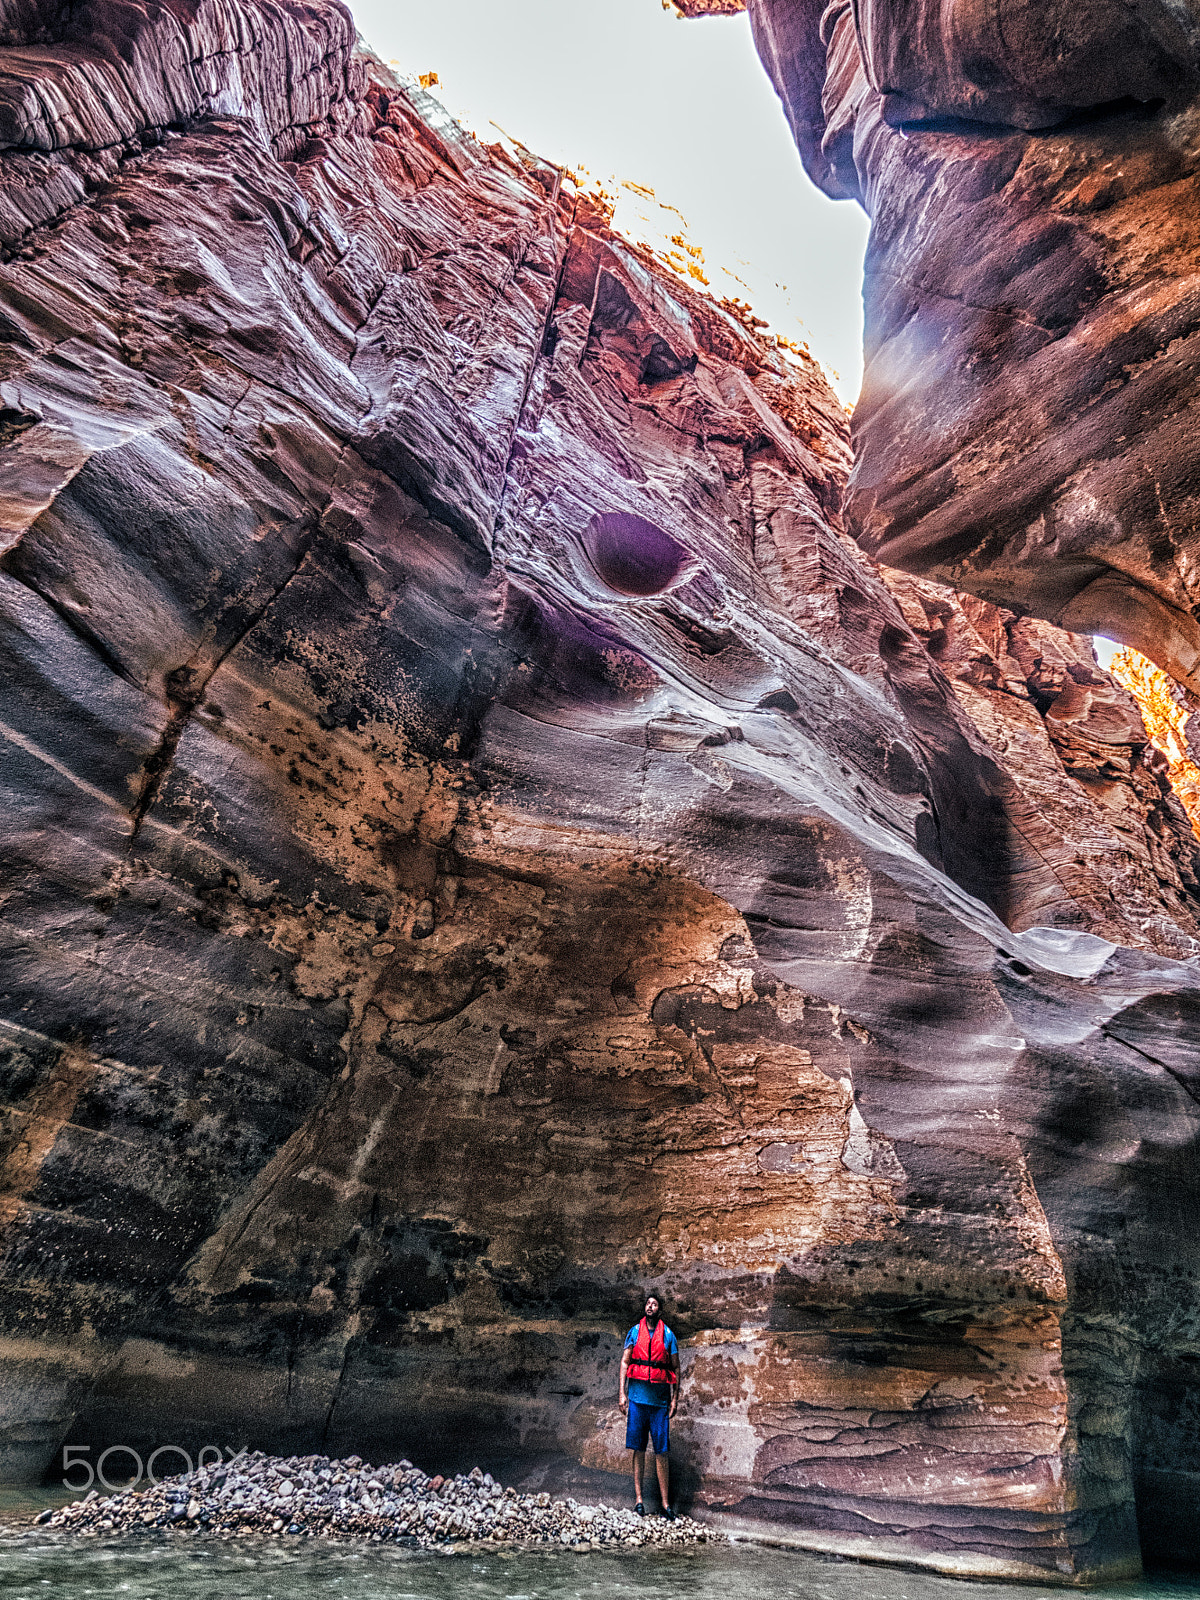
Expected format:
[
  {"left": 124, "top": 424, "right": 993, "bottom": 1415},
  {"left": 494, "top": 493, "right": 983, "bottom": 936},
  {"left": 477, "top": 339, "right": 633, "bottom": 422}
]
[
  {"left": 663, "top": 1506, "right": 676, "bottom": 1522},
  {"left": 635, "top": 1502, "right": 645, "bottom": 1516}
]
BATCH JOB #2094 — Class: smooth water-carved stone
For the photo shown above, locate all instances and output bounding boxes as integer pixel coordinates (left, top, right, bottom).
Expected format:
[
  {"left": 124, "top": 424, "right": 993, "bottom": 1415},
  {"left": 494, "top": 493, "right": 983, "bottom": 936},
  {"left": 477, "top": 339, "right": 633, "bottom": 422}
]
[
  {"left": 581, "top": 513, "right": 691, "bottom": 597},
  {"left": 747, "top": 0, "right": 1200, "bottom": 696},
  {"left": 0, "top": 0, "right": 1199, "bottom": 1582}
]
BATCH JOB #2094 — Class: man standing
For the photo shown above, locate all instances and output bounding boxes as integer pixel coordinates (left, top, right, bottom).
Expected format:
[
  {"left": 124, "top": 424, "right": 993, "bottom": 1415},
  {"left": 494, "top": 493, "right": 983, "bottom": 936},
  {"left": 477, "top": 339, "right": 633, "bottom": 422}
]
[{"left": 618, "top": 1292, "right": 680, "bottom": 1519}]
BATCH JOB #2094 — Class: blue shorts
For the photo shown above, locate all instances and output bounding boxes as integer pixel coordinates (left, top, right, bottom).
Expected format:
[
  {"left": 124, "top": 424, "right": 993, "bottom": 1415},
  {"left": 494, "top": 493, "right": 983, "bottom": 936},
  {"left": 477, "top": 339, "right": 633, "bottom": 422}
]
[{"left": 625, "top": 1399, "right": 669, "bottom": 1454}]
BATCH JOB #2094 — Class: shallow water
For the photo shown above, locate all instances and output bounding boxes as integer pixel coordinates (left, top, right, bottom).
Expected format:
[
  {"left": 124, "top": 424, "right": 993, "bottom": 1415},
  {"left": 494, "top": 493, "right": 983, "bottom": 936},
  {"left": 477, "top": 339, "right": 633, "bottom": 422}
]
[{"left": 0, "top": 1533, "right": 1198, "bottom": 1600}]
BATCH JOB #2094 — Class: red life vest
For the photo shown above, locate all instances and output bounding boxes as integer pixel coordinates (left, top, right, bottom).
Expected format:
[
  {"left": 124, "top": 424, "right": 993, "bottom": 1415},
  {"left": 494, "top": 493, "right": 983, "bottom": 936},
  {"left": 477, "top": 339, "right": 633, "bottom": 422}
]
[{"left": 628, "top": 1317, "right": 677, "bottom": 1386}]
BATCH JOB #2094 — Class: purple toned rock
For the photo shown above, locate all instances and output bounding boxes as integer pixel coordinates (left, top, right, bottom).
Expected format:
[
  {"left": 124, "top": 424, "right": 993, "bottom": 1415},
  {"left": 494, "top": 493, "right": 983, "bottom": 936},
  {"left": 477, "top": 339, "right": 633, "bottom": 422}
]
[
  {"left": 747, "top": 0, "right": 1200, "bottom": 696},
  {"left": 0, "top": 0, "right": 1199, "bottom": 1583}
]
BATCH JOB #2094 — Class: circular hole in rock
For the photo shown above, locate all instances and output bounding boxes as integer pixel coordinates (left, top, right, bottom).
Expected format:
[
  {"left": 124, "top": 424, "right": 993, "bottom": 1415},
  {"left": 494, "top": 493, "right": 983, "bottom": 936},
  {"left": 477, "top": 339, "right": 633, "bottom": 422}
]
[{"left": 582, "top": 512, "right": 689, "bottom": 597}]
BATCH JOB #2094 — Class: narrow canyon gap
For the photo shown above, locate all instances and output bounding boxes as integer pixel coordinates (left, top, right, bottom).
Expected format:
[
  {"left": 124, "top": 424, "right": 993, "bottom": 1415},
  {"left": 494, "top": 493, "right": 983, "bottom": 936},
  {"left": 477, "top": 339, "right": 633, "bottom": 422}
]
[{"left": 0, "top": 0, "right": 1200, "bottom": 1585}]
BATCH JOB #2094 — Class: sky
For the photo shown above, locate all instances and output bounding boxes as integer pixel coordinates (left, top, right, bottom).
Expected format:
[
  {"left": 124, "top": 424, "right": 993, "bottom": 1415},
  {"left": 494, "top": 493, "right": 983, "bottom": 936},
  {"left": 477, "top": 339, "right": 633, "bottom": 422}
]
[{"left": 350, "top": 0, "right": 870, "bottom": 402}]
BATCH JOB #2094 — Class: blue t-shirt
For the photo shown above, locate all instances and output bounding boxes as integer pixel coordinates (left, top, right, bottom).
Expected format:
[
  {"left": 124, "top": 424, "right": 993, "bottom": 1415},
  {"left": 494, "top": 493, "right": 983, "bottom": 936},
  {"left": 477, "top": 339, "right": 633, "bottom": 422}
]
[{"left": 624, "top": 1321, "right": 678, "bottom": 1408}]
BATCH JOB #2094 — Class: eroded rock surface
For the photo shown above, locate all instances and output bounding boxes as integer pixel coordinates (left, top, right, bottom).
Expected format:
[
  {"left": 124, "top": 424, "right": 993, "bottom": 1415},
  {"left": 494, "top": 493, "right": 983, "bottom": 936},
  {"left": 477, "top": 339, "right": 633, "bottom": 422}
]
[
  {"left": 1, "top": 0, "right": 1200, "bottom": 1585},
  {"left": 878, "top": 572, "right": 1200, "bottom": 950},
  {"left": 747, "top": 0, "right": 1200, "bottom": 694}
]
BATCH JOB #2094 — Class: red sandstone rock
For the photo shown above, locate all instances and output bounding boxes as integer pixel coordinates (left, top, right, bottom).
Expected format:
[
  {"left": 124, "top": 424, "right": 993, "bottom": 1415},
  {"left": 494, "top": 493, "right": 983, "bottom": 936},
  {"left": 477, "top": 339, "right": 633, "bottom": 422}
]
[
  {"left": 670, "top": 0, "right": 746, "bottom": 13},
  {"left": 747, "top": 0, "right": 1200, "bottom": 696},
  {"left": 877, "top": 570, "right": 1200, "bottom": 950},
  {"left": 0, "top": 0, "right": 1199, "bottom": 1584}
]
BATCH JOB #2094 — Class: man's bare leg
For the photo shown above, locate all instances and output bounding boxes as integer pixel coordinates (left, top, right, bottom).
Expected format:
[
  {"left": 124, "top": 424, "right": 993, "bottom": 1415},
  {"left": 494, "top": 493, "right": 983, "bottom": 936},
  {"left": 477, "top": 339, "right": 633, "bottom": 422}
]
[
  {"left": 632, "top": 1448, "right": 645, "bottom": 1505},
  {"left": 653, "top": 1448, "right": 669, "bottom": 1508}
]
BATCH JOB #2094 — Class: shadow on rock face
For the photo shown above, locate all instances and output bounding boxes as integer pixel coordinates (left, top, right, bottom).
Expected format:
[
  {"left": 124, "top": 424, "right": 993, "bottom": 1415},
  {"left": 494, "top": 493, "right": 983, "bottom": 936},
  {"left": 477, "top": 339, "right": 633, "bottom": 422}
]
[
  {"left": 854, "top": 0, "right": 1196, "bottom": 131},
  {"left": 3, "top": 0, "right": 1200, "bottom": 1581},
  {"left": 746, "top": 0, "right": 1200, "bottom": 695},
  {"left": 582, "top": 512, "right": 693, "bottom": 598}
]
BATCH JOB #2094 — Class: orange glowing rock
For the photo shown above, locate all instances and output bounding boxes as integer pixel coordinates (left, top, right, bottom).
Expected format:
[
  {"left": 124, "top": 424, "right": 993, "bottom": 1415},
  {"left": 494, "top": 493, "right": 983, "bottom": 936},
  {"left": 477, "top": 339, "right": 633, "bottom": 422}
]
[
  {"left": 665, "top": 0, "right": 745, "bottom": 13},
  {"left": 1110, "top": 647, "right": 1200, "bottom": 839}
]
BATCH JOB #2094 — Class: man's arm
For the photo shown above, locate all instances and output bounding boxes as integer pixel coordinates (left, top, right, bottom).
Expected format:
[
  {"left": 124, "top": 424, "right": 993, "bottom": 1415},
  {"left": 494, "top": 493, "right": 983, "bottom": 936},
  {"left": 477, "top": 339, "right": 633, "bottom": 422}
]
[
  {"left": 619, "top": 1345, "right": 632, "bottom": 1413},
  {"left": 669, "top": 1346, "right": 680, "bottom": 1416}
]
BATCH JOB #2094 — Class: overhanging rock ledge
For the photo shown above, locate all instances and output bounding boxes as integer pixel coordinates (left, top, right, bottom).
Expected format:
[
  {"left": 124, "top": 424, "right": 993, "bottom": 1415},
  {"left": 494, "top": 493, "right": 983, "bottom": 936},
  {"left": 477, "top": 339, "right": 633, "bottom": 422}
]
[{"left": 0, "top": 0, "right": 1199, "bottom": 1583}]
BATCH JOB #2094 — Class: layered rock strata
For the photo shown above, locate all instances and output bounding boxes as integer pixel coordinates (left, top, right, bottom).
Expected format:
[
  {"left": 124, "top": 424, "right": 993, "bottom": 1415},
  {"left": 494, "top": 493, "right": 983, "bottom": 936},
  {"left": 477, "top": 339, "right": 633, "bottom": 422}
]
[
  {"left": 747, "top": 0, "right": 1200, "bottom": 694},
  {"left": 2, "top": 0, "right": 1200, "bottom": 1586},
  {"left": 877, "top": 573, "right": 1200, "bottom": 951}
]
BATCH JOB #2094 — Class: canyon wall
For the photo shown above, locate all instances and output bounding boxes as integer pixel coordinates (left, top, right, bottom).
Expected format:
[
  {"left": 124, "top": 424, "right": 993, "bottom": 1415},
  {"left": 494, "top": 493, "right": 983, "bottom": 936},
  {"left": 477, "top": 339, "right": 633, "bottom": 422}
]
[
  {"left": 747, "top": 0, "right": 1200, "bottom": 698},
  {"left": 2, "top": 0, "right": 1200, "bottom": 1583}
]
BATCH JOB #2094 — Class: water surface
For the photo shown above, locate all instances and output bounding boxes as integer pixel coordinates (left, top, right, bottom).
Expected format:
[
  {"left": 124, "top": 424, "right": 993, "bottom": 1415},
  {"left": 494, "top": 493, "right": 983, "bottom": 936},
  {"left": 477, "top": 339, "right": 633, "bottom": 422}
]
[{"left": 0, "top": 1533, "right": 1198, "bottom": 1600}]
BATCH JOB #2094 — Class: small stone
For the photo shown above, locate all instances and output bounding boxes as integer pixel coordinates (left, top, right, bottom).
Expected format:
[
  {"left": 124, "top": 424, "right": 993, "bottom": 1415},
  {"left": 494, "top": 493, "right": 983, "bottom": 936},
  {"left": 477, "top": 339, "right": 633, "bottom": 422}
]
[{"left": 40, "top": 1449, "right": 718, "bottom": 1552}]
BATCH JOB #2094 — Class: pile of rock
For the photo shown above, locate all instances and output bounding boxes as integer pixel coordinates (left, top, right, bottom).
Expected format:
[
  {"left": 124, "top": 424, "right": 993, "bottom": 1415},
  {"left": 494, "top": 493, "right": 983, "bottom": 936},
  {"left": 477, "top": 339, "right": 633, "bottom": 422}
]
[{"left": 38, "top": 1452, "right": 719, "bottom": 1549}]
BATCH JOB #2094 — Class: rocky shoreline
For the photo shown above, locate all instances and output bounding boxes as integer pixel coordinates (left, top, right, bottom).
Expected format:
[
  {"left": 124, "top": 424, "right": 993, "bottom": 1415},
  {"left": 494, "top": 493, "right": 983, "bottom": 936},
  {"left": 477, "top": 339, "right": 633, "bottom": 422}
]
[{"left": 37, "top": 1452, "right": 720, "bottom": 1550}]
